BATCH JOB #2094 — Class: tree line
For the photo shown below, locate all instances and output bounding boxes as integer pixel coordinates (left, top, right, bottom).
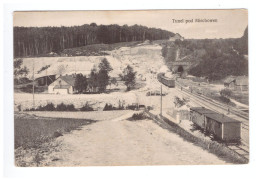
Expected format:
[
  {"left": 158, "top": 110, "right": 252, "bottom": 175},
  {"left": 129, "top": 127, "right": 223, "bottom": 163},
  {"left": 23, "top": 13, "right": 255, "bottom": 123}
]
[{"left": 14, "top": 23, "right": 174, "bottom": 57}]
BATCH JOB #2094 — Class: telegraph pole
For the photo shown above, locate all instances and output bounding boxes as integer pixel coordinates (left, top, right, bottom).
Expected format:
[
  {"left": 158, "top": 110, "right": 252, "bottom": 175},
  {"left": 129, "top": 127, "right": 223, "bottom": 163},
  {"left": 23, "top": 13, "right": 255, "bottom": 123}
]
[
  {"left": 32, "top": 59, "right": 35, "bottom": 109},
  {"left": 160, "top": 84, "right": 162, "bottom": 116}
]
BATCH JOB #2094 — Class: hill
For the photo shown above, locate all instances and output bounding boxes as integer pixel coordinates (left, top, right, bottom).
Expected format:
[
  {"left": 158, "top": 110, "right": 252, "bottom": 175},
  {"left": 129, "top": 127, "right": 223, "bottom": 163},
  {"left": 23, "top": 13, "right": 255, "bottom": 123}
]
[{"left": 161, "top": 27, "right": 248, "bottom": 81}]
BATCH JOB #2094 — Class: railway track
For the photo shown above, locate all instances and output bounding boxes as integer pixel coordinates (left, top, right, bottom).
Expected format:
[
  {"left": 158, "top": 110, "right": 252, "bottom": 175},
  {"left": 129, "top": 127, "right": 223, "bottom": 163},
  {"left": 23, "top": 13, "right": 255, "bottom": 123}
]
[
  {"left": 176, "top": 87, "right": 249, "bottom": 127},
  {"left": 175, "top": 81, "right": 249, "bottom": 121},
  {"left": 173, "top": 82, "right": 249, "bottom": 151}
]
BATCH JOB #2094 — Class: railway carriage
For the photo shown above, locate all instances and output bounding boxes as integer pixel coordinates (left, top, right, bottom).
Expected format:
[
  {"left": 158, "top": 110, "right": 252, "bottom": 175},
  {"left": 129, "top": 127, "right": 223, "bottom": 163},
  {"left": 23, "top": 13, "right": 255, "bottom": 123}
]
[
  {"left": 190, "top": 107, "right": 241, "bottom": 142},
  {"left": 157, "top": 73, "right": 175, "bottom": 88}
]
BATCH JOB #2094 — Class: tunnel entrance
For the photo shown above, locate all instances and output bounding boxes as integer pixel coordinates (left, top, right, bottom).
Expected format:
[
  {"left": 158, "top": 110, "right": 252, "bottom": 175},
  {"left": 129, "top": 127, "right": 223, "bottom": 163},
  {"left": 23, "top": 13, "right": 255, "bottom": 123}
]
[{"left": 177, "top": 66, "right": 184, "bottom": 73}]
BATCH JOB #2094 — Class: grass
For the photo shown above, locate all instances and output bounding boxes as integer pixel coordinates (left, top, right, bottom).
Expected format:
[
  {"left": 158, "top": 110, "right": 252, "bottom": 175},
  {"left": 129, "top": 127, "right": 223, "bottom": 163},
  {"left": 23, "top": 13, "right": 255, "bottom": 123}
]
[
  {"left": 14, "top": 113, "right": 96, "bottom": 149},
  {"left": 230, "top": 92, "right": 249, "bottom": 105}
]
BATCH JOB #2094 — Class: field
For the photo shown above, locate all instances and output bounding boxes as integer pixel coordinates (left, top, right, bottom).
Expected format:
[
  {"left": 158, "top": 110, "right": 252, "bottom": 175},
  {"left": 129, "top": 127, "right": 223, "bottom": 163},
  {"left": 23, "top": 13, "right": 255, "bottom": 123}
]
[
  {"left": 15, "top": 110, "right": 133, "bottom": 166},
  {"left": 14, "top": 113, "right": 95, "bottom": 149}
]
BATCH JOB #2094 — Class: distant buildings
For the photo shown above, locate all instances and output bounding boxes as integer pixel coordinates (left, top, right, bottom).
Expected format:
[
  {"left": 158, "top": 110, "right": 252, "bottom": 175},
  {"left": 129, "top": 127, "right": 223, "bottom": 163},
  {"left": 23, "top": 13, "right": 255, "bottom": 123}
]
[
  {"left": 224, "top": 76, "right": 248, "bottom": 91},
  {"left": 169, "top": 33, "right": 184, "bottom": 41},
  {"left": 48, "top": 74, "right": 76, "bottom": 94}
]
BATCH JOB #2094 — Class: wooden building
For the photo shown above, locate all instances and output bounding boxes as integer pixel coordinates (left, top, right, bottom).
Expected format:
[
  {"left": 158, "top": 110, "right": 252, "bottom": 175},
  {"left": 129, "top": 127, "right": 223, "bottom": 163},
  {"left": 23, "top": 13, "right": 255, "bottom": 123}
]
[
  {"left": 190, "top": 107, "right": 241, "bottom": 142},
  {"left": 35, "top": 74, "right": 57, "bottom": 86},
  {"left": 224, "top": 76, "right": 248, "bottom": 91},
  {"left": 48, "top": 74, "right": 76, "bottom": 94}
]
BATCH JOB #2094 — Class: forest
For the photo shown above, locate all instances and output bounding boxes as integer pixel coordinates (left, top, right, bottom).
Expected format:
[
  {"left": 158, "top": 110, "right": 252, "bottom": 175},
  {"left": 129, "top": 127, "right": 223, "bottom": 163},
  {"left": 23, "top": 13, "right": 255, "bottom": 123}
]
[
  {"left": 13, "top": 23, "right": 174, "bottom": 57},
  {"left": 162, "top": 27, "right": 248, "bottom": 81}
]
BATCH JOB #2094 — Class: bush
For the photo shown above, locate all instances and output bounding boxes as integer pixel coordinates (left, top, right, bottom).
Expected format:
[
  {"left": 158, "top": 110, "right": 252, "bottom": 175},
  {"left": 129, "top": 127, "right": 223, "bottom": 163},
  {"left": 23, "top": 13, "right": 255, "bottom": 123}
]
[
  {"left": 44, "top": 103, "right": 55, "bottom": 111},
  {"left": 56, "top": 103, "right": 67, "bottom": 111},
  {"left": 220, "top": 88, "right": 232, "bottom": 97},
  {"left": 66, "top": 104, "right": 76, "bottom": 111},
  {"left": 219, "top": 96, "right": 231, "bottom": 105},
  {"left": 103, "top": 103, "right": 117, "bottom": 111},
  {"left": 56, "top": 103, "right": 76, "bottom": 111},
  {"left": 131, "top": 112, "right": 147, "bottom": 120},
  {"left": 80, "top": 103, "right": 94, "bottom": 111}
]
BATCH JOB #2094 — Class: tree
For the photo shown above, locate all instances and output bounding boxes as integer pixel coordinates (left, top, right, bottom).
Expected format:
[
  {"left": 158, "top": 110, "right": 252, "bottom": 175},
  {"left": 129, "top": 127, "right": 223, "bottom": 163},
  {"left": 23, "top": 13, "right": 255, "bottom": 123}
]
[
  {"left": 37, "top": 65, "right": 50, "bottom": 74},
  {"left": 96, "top": 58, "right": 113, "bottom": 92},
  {"left": 173, "top": 96, "right": 188, "bottom": 108},
  {"left": 14, "top": 24, "right": 174, "bottom": 57},
  {"left": 14, "top": 59, "right": 29, "bottom": 85},
  {"left": 98, "top": 58, "right": 113, "bottom": 72},
  {"left": 88, "top": 66, "right": 99, "bottom": 92},
  {"left": 119, "top": 65, "right": 136, "bottom": 91},
  {"left": 74, "top": 73, "right": 88, "bottom": 93},
  {"left": 220, "top": 88, "right": 232, "bottom": 97},
  {"left": 111, "top": 77, "right": 118, "bottom": 86}
]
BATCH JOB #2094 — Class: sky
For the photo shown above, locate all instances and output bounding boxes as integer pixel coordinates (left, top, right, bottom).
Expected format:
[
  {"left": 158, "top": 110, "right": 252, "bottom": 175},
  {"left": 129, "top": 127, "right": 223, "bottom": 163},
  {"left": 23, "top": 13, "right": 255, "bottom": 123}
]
[{"left": 13, "top": 10, "right": 248, "bottom": 39}]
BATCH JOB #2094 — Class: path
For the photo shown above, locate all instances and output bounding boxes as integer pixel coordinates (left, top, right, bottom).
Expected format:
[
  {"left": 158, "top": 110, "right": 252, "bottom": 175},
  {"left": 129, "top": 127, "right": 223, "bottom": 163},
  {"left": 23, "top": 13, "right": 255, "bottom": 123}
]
[{"left": 45, "top": 113, "right": 227, "bottom": 166}]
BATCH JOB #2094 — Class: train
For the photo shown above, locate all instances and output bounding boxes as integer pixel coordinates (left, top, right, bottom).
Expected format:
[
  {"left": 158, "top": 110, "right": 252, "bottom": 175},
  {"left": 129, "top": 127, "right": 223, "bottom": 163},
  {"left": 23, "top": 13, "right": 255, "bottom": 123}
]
[
  {"left": 157, "top": 73, "right": 175, "bottom": 88},
  {"left": 190, "top": 107, "right": 242, "bottom": 143}
]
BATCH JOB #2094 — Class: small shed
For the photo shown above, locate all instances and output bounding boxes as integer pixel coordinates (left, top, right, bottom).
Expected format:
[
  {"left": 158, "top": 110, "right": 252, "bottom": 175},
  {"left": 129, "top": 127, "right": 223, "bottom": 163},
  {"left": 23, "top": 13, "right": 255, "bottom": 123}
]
[
  {"left": 224, "top": 76, "right": 236, "bottom": 89},
  {"left": 224, "top": 75, "right": 248, "bottom": 91}
]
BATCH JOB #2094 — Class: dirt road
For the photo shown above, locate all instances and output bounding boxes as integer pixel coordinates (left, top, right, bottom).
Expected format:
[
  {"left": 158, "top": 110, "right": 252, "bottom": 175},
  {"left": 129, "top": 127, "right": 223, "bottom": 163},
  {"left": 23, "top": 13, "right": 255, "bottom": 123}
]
[{"left": 45, "top": 113, "right": 226, "bottom": 166}]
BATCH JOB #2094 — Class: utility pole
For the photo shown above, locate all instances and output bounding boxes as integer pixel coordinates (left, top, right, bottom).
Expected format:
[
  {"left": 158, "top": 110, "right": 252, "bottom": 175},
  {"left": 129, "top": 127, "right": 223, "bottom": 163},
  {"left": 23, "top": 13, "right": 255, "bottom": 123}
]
[
  {"left": 160, "top": 84, "right": 162, "bottom": 116},
  {"left": 32, "top": 59, "right": 35, "bottom": 109},
  {"left": 45, "top": 69, "right": 48, "bottom": 86}
]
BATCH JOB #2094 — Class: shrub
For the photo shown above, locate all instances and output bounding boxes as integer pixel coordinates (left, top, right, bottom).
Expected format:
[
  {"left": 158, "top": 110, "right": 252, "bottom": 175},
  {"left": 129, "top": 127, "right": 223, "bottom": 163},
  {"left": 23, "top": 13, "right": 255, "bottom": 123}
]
[
  {"left": 103, "top": 103, "right": 117, "bottom": 111},
  {"left": 66, "top": 104, "right": 76, "bottom": 111},
  {"left": 44, "top": 103, "right": 55, "bottom": 111},
  {"left": 56, "top": 103, "right": 68, "bottom": 111},
  {"left": 219, "top": 96, "right": 231, "bottom": 105},
  {"left": 80, "top": 103, "right": 94, "bottom": 111},
  {"left": 131, "top": 112, "right": 147, "bottom": 120},
  {"left": 220, "top": 88, "right": 232, "bottom": 97}
]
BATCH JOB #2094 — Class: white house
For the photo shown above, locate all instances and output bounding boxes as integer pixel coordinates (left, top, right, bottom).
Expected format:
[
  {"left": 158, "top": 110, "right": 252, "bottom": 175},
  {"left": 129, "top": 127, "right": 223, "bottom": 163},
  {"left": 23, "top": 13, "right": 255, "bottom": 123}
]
[{"left": 48, "top": 74, "right": 76, "bottom": 94}]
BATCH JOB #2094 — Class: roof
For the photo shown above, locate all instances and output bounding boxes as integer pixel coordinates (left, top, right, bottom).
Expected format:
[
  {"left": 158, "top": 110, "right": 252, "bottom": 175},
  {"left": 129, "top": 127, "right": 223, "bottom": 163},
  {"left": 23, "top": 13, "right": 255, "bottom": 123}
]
[
  {"left": 204, "top": 113, "right": 241, "bottom": 123},
  {"left": 224, "top": 76, "right": 236, "bottom": 84},
  {"left": 53, "top": 85, "right": 71, "bottom": 89},
  {"left": 190, "top": 107, "right": 217, "bottom": 114},
  {"left": 190, "top": 107, "right": 241, "bottom": 124},
  {"left": 224, "top": 75, "right": 248, "bottom": 86},
  {"left": 59, "top": 75, "right": 76, "bottom": 86},
  {"left": 174, "top": 33, "right": 182, "bottom": 38},
  {"left": 235, "top": 76, "right": 248, "bottom": 86}
]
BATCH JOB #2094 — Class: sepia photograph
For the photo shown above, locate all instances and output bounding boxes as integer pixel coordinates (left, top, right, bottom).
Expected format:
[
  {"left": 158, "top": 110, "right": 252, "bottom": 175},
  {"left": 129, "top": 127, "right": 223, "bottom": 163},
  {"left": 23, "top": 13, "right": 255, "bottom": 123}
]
[{"left": 12, "top": 9, "right": 249, "bottom": 167}]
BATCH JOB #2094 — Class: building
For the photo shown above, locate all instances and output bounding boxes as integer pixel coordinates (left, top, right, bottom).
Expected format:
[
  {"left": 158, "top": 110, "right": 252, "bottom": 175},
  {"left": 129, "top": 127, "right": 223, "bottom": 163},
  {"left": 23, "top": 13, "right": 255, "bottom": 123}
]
[
  {"left": 224, "top": 76, "right": 248, "bottom": 91},
  {"left": 234, "top": 76, "right": 249, "bottom": 91},
  {"left": 190, "top": 107, "right": 241, "bottom": 142},
  {"left": 169, "top": 33, "right": 184, "bottom": 41},
  {"left": 48, "top": 74, "right": 76, "bottom": 94},
  {"left": 35, "top": 74, "right": 57, "bottom": 86}
]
